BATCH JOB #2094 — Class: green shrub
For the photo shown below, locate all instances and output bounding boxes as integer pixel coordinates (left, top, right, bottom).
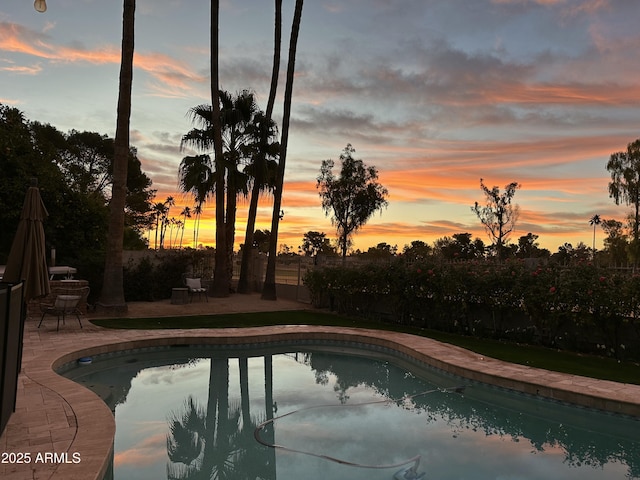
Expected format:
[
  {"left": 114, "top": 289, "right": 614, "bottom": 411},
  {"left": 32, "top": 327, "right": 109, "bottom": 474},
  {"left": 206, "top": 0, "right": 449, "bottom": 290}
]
[
  {"left": 123, "top": 251, "right": 194, "bottom": 301},
  {"left": 304, "top": 260, "right": 640, "bottom": 360}
]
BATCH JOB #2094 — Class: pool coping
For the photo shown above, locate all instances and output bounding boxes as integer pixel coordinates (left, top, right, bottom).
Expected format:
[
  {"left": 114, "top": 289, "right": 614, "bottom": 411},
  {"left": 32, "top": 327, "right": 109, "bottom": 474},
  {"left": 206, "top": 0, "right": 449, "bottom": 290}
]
[{"left": 2, "top": 310, "right": 640, "bottom": 479}]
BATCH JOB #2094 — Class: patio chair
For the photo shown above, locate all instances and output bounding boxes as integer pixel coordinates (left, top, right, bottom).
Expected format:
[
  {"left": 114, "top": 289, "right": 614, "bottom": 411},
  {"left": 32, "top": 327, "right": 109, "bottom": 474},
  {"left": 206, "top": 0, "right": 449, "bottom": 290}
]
[
  {"left": 38, "top": 286, "right": 90, "bottom": 331},
  {"left": 183, "top": 276, "right": 208, "bottom": 303}
]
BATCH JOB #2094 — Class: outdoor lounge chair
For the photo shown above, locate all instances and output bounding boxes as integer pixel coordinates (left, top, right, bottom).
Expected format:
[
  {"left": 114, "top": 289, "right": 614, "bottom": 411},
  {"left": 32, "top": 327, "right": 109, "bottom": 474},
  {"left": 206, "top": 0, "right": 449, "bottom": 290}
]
[
  {"left": 184, "top": 277, "right": 208, "bottom": 303},
  {"left": 38, "top": 286, "right": 89, "bottom": 331}
]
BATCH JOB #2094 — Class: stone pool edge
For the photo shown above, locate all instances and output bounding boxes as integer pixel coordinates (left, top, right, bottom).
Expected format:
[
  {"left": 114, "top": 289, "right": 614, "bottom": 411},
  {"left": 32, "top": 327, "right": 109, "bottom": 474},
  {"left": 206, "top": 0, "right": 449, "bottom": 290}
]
[{"left": 25, "top": 325, "right": 640, "bottom": 480}]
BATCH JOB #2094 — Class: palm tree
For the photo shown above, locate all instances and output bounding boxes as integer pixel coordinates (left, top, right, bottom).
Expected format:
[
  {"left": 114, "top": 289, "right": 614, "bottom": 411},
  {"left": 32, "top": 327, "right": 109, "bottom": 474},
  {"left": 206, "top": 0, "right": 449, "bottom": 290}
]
[
  {"left": 166, "top": 356, "right": 275, "bottom": 480},
  {"left": 590, "top": 214, "right": 601, "bottom": 257},
  {"left": 237, "top": 0, "right": 283, "bottom": 295},
  {"left": 236, "top": 115, "right": 279, "bottom": 294},
  {"left": 233, "top": 356, "right": 275, "bottom": 479},
  {"left": 219, "top": 90, "right": 260, "bottom": 286},
  {"left": 99, "top": 0, "right": 135, "bottom": 312},
  {"left": 150, "top": 197, "right": 175, "bottom": 250},
  {"left": 260, "top": 354, "right": 277, "bottom": 478},
  {"left": 151, "top": 201, "right": 167, "bottom": 250},
  {"left": 159, "top": 196, "right": 174, "bottom": 249},
  {"left": 169, "top": 219, "right": 182, "bottom": 249},
  {"left": 167, "top": 358, "right": 241, "bottom": 480},
  {"left": 263, "top": 0, "right": 305, "bottom": 300},
  {"left": 180, "top": 92, "right": 260, "bottom": 287},
  {"left": 178, "top": 152, "right": 214, "bottom": 248},
  {"left": 151, "top": 201, "right": 169, "bottom": 250},
  {"left": 179, "top": 207, "right": 191, "bottom": 249},
  {"left": 210, "top": 0, "right": 228, "bottom": 298},
  {"left": 192, "top": 203, "right": 203, "bottom": 248}
]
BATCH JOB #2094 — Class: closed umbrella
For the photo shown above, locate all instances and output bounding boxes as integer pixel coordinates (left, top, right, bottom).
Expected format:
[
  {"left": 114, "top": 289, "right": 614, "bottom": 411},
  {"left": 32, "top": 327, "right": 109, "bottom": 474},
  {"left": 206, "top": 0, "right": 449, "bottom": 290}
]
[
  {"left": 3, "top": 178, "right": 50, "bottom": 301},
  {"left": 1, "top": 179, "right": 50, "bottom": 438}
]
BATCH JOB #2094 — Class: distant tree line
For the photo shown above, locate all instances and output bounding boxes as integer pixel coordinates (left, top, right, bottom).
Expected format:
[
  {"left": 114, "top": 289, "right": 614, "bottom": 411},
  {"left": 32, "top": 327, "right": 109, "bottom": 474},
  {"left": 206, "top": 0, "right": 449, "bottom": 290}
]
[{"left": 293, "top": 229, "right": 633, "bottom": 267}]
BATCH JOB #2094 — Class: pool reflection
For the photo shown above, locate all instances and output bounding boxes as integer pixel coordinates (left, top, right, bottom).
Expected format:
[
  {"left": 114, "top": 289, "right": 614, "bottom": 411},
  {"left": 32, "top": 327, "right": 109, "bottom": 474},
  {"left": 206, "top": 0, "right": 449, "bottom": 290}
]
[{"left": 61, "top": 345, "right": 640, "bottom": 480}]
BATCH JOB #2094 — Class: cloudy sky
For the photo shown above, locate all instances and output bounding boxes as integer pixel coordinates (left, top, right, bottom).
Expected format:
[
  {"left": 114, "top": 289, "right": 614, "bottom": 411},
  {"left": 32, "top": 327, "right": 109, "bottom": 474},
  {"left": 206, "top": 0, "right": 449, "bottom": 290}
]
[{"left": 2, "top": 0, "right": 639, "bottom": 252}]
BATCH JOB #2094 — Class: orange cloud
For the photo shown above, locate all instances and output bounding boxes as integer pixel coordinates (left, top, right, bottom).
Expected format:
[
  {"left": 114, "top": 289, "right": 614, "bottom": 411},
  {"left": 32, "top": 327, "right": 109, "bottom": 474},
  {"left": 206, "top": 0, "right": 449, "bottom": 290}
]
[
  {"left": 113, "top": 432, "right": 166, "bottom": 467},
  {"left": 0, "top": 21, "right": 205, "bottom": 97},
  {"left": 486, "top": 83, "right": 640, "bottom": 107}
]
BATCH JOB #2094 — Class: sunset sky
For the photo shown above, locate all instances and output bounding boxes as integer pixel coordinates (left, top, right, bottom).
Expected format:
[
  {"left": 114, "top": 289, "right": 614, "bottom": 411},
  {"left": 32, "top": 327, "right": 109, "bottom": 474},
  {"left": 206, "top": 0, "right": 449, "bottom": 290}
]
[{"left": 2, "top": 0, "right": 640, "bottom": 253}]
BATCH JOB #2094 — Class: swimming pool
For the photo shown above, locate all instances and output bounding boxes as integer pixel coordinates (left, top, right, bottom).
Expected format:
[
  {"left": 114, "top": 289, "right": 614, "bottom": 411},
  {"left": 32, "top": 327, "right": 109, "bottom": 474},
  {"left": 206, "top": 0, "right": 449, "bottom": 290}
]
[{"left": 60, "top": 342, "right": 640, "bottom": 480}]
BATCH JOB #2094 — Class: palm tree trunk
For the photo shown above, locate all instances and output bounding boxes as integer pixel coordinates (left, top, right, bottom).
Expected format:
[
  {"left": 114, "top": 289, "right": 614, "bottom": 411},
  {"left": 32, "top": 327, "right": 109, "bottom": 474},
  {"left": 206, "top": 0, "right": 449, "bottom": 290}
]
[
  {"left": 214, "top": 358, "right": 230, "bottom": 473},
  {"left": 211, "top": 0, "right": 228, "bottom": 297},
  {"left": 154, "top": 214, "right": 159, "bottom": 250},
  {"left": 193, "top": 215, "right": 198, "bottom": 248},
  {"left": 262, "top": 0, "right": 304, "bottom": 300},
  {"left": 99, "top": 0, "right": 135, "bottom": 313},
  {"left": 238, "top": 0, "right": 282, "bottom": 294},
  {"left": 225, "top": 184, "right": 237, "bottom": 289},
  {"left": 239, "top": 357, "right": 250, "bottom": 429},
  {"left": 237, "top": 181, "right": 263, "bottom": 293},
  {"left": 195, "top": 208, "right": 201, "bottom": 248},
  {"left": 263, "top": 355, "right": 276, "bottom": 475}
]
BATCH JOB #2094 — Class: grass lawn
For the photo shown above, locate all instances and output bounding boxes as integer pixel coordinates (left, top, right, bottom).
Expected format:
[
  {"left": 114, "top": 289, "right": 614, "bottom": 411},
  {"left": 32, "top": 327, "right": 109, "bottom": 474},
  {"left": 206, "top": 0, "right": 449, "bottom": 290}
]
[{"left": 91, "top": 310, "right": 640, "bottom": 386}]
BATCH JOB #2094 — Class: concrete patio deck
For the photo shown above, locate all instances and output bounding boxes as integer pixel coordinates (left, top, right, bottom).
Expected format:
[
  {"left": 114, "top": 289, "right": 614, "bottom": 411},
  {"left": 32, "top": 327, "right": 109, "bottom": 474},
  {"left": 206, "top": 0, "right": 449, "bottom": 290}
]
[{"left": 1, "top": 293, "right": 639, "bottom": 480}]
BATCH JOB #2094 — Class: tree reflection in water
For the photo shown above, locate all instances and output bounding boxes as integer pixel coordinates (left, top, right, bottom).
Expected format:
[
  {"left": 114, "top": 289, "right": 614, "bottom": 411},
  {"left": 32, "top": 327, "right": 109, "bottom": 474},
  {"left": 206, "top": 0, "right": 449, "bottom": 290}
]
[
  {"left": 306, "top": 350, "right": 640, "bottom": 478},
  {"left": 61, "top": 344, "right": 640, "bottom": 480},
  {"left": 166, "top": 356, "right": 275, "bottom": 480}
]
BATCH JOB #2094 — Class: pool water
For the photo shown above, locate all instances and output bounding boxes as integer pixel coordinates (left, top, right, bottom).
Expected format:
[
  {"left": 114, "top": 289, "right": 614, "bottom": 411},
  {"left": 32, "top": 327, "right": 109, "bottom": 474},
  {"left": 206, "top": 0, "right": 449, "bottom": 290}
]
[{"left": 60, "top": 343, "right": 640, "bottom": 480}]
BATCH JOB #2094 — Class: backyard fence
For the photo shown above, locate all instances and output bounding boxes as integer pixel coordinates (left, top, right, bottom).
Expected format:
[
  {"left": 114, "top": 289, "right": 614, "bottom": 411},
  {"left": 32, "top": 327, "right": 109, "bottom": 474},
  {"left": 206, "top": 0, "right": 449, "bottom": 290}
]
[{"left": 0, "top": 281, "right": 24, "bottom": 437}]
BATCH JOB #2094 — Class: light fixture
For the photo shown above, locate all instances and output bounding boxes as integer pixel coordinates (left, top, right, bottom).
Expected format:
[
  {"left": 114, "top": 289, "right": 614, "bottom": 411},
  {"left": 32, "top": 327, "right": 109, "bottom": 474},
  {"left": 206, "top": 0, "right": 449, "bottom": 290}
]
[{"left": 34, "top": 0, "right": 47, "bottom": 13}]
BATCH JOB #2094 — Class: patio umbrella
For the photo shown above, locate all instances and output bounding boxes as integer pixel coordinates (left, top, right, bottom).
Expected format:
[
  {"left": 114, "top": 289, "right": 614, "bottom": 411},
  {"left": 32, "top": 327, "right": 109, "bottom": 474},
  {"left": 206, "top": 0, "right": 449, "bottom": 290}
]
[{"left": 3, "top": 178, "right": 50, "bottom": 301}]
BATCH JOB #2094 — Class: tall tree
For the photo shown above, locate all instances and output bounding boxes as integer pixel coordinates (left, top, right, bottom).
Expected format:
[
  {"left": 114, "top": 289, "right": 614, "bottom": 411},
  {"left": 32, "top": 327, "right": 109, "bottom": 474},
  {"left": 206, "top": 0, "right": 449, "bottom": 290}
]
[
  {"left": 178, "top": 109, "right": 217, "bottom": 254},
  {"left": 99, "top": 0, "right": 135, "bottom": 312},
  {"left": 607, "top": 139, "right": 640, "bottom": 262},
  {"left": 151, "top": 201, "right": 168, "bottom": 250},
  {"left": 471, "top": 178, "right": 520, "bottom": 261},
  {"left": 238, "top": 0, "right": 283, "bottom": 294},
  {"left": 262, "top": 0, "right": 304, "bottom": 300},
  {"left": 180, "top": 93, "right": 265, "bottom": 286},
  {"left": 219, "top": 90, "right": 260, "bottom": 286},
  {"left": 178, "top": 153, "right": 214, "bottom": 246},
  {"left": 179, "top": 207, "right": 191, "bottom": 249},
  {"left": 236, "top": 113, "right": 279, "bottom": 293},
  {"left": 210, "top": 0, "right": 228, "bottom": 297},
  {"left": 192, "top": 203, "right": 203, "bottom": 248},
  {"left": 515, "top": 232, "right": 549, "bottom": 259},
  {"left": 159, "top": 196, "right": 174, "bottom": 249},
  {"left": 0, "top": 105, "right": 153, "bottom": 260},
  {"left": 301, "top": 231, "right": 334, "bottom": 265},
  {"left": 177, "top": 0, "right": 229, "bottom": 294},
  {"left": 402, "top": 240, "right": 433, "bottom": 263},
  {"left": 589, "top": 214, "right": 601, "bottom": 255},
  {"left": 434, "top": 233, "right": 485, "bottom": 260},
  {"left": 601, "top": 218, "right": 629, "bottom": 267},
  {"left": 61, "top": 131, "right": 113, "bottom": 195},
  {"left": 316, "top": 144, "right": 389, "bottom": 264}
]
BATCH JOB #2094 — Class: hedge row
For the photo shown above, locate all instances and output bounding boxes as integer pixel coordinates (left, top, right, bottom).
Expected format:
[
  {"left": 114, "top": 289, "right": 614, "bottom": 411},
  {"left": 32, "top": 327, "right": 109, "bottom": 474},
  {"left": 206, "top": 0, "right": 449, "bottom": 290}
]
[{"left": 303, "top": 259, "right": 640, "bottom": 360}]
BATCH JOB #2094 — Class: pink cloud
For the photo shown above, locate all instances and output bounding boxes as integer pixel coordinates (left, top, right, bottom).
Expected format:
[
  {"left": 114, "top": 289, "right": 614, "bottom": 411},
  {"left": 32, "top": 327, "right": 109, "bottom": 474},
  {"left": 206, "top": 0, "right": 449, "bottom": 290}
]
[
  {"left": 113, "top": 432, "right": 166, "bottom": 468},
  {"left": 0, "top": 21, "right": 205, "bottom": 97}
]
